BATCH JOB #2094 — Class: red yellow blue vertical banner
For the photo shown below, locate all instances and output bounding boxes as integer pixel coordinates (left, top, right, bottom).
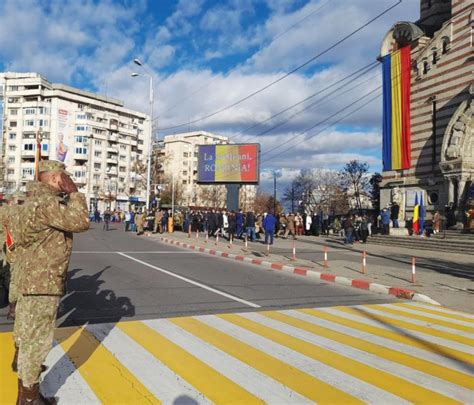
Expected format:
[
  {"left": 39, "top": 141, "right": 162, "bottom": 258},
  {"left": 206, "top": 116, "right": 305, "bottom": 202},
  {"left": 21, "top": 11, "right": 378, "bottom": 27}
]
[{"left": 382, "top": 46, "right": 412, "bottom": 171}]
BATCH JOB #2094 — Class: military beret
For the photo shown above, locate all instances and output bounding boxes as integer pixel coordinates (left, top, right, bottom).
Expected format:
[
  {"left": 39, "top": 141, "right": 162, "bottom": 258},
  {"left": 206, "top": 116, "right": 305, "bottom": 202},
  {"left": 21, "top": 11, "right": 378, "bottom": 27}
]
[{"left": 38, "top": 160, "right": 71, "bottom": 175}]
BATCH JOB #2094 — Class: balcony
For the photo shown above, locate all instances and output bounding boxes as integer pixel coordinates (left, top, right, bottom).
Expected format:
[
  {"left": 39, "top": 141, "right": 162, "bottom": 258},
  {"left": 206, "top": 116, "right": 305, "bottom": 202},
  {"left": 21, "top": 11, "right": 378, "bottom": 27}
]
[
  {"left": 74, "top": 153, "right": 88, "bottom": 161},
  {"left": 107, "top": 157, "right": 118, "bottom": 165},
  {"left": 21, "top": 149, "right": 36, "bottom": 158},
  {"left": 107, "top": 147, "right": 118, "bottom": 154},
  {"left": 106, "top": 167, "right": 118, "bottom": 176},
  {"left": 108, "top": 133, "right": 118, "bottom": 142}
]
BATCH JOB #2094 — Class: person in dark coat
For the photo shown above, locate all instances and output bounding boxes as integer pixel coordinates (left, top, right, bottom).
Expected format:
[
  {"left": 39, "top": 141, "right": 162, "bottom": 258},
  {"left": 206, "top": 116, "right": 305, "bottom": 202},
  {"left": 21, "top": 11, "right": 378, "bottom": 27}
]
[
  {"left": 235, "top": 210, "right": 244, "bottom": 238},
  {"left": 245, "top": 211, "right": 256, "bottom": 241},
  {"left": 228, "top": 211, "right": 236, "bottom": 241},
  {"left": 391, "top": 203, "right": 400, "bottom": 228}
]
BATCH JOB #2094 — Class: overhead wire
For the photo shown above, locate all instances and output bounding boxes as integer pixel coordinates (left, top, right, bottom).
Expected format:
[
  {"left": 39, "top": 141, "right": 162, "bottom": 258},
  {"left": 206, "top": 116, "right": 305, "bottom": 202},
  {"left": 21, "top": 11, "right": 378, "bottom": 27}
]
[
  {"left": 260, "top": 91, "right": 382, "bottom": 165},
  {"left": 157, "top": 0, "right": 401, "bottom": 131},
  {"left": 261, "top": 85, "right": 382, "bottom": 160},
  {"left": 232, "top": 61, "right": 379, "bottom": 137},
  {"left": 245, "top": 64, "right": 380, "bottom": 138},
  {"left": 157, "top": 0, "right": 331, "bottom": 118}
]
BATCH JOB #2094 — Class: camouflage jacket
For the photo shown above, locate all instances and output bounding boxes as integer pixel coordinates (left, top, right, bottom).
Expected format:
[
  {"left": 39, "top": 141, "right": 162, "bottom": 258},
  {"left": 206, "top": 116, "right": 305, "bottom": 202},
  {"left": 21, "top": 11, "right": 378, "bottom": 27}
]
[
  {"left": 15, "top": 182, "right": 89, "bottom": 295},
  {"left": 0, "top": 205, "right": 19, "bottom": 263}
]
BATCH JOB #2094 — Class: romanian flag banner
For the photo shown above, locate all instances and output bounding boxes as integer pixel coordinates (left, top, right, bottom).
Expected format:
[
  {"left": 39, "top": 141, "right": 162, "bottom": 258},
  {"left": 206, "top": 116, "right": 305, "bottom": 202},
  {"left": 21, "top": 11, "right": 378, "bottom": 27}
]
[
  {"left": 197, "top": 144, "right": 259, "bottom": 183},
  {"left": 382, "top": 46, "right": 412, "bottom": 171},
  {"left": 412, "top": 193, "right": 420, "bottom": 235}
]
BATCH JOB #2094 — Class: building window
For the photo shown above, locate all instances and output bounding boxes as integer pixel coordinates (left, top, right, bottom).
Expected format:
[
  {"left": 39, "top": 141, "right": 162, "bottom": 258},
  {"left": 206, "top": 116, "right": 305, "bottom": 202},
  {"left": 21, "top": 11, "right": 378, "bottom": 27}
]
[
  {"left": 8, "top": 157, "right": 15, "bottom": 164},
  {"left": 78, "top": 103, "right": 86, "bottom": 110},
  {"left": 76, "top": 125, "right": 88, "bottom": 131},
  {"left": 183, "top": 171, "right": 188, "bottom": 175},
  {"left": 94, "top": 151, "right": 102, "bottom": 158},
  {"left": 7, "top": 169, "right": 14, "bottom": 175},
  {"left": 38, "top": 107, "right": 48, "bottom": 114},
  {"left": 38, "top": 119, "right": 48, "bottom": 127},
  {"left": 75, "top": 136, "right": 87, "bottom": 143},
  {"left": 119, "top": 177, "right": 125, "bottom": 183},
  {"left": 9, "top": 121, "right": 17, "bottom": 127},
  {"left": 22, "top": 168, "right": 35, "bottom": 178},
  {"left": 94, "top": 163, "right": 101, "bottom": 169},
  {"left": 423, "top": 60, "right": 429, "bottom": 74},
  {"left": 9, "top": 85, "right": 19, "bottom": 91},
  {"left": 24, "top": 108, "right": 36, "bottom": 115},
  {"left": 119, "top": 155, "right": 126, "bottom": 161},
  {"left": 183, "top": 152, "right": 188, "bottom": 157},
  {"left": 120, "top": 145, "right": 126, "bottom": 150},
  {"left": 24, "top": 144, "right": 35, "bottom": 151},
  {"left": 182, "top": 180, "right": 187, "bottom": 184},
  {"left": 24, "top": 119, "right": 35, "bottom": 126},
  {"left": 119, "top": 166, "right": 126, "bottom": 172},
  {"left": 118, "top": 188, "right": 125, "bottom": 194},
  {"left": 42, "top": 144, "right": 48, "bottom": 151},
  {"left": 137, "top": 140, "right": 144, "bottom": 145},
  {"left": 93, "top": 174, "right": 100, "bottom": 181},
  {"left": 9, "top": 132, "right": 16, "bottom": 140},
  {"left": 77, "top": 113, "right": 87, "bottom": 120},
  {"left": 432, "top": 50, "right": 438, "bottom": 65},
  {"left": 94, "top": 139, "right": 102, "bottom": 145},
  {"left": 75, "top": 147, "right": 87, "bottom": 154},
  {"left": 9, "top": 145, "right": 16, "bottom": 151},
  {"left": 74, "top": 171, "right": 86, "bottom": 178},
  {"left": 9, "top": 109, "right": 18, "bottom": 115}
]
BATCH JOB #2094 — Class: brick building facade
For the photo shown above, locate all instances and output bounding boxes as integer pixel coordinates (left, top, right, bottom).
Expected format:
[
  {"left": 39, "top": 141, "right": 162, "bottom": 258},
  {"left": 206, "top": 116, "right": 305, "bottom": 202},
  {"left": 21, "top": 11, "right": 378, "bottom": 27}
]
[{"left": 379, "top": 0, "right": 472, "bottom": 227}]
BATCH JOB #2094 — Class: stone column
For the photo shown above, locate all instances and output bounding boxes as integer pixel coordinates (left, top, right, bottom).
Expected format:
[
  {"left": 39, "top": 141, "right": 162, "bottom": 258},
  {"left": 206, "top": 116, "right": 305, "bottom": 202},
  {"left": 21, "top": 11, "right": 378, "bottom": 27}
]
[
  {"left": 447, "top": 177, "right": 455, "bottom": 203},
  {"left": 457, "top": 178, "right": 467, "bottom": 224}
]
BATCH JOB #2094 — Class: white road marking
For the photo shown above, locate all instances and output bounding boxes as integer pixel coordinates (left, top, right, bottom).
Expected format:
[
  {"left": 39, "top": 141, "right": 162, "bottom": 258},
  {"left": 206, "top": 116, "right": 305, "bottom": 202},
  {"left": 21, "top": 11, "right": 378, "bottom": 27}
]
[
  {"left": 72, "top": 251, "right": 200, "bottom": 254},
  {"left": 117, "top": 252, "right": 261, "bottom": 308},
  {"left": 145, "top": 319, "right": 311, "bottom": 404},
  {"left": 87, "top": 323, "right": 212, "bottom": 405},
  {"left": 198, "top": 315, "right": 408, "bottom": 404},
  {"left": 42, "top": 341, "right": 100, "bottom": 404}
]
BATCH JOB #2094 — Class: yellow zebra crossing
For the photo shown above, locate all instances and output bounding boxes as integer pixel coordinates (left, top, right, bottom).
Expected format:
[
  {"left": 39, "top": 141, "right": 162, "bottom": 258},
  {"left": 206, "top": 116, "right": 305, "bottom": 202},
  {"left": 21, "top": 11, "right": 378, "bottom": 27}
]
[{"left": 1, "top": 302, "right": 473, "bottom": 404}]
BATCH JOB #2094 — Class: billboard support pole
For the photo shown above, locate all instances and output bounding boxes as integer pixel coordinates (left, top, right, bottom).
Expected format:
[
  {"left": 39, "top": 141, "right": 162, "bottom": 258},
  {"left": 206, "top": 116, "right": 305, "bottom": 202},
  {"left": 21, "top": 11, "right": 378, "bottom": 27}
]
[{"left": 226, "top": 184, "right": 240, "bottom": 212}]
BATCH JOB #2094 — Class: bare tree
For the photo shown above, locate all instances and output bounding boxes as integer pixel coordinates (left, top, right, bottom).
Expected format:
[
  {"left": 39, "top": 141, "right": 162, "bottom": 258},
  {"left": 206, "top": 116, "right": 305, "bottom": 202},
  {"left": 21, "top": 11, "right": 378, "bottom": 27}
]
[
  {"left": 284, "top": 169, "right": 348, "bottom": 214},
  {"left": 339, "top": 160, "right": 370, "bottom": 213},
  {"left": 198, "top": 185, "right": 227, "bottom": 209},
  {"left": 158, "top": 175, "right": 184, "bottom": 206},
  {"left": 254, "top": 190, "right": 283, "bottom": 214}
]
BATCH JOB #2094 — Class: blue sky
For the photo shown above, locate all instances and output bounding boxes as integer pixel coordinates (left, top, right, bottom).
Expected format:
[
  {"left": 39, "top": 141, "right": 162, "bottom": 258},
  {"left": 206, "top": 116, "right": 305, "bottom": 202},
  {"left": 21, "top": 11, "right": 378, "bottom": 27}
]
[{"left": 0, "top": 0, "right": 419, "bottom": 191}]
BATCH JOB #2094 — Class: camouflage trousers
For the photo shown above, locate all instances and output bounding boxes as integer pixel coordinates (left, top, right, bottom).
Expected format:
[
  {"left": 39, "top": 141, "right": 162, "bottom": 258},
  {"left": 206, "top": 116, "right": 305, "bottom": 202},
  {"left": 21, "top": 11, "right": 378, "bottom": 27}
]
[
  {"left": 0, "top": 259, "right": 11, "bottom": 291},
  {"left": 8, "top": 262, "right": 19, "bottom": 303},
  {"left": 14, "top": 295, "right": 60, "bottom": 387}
]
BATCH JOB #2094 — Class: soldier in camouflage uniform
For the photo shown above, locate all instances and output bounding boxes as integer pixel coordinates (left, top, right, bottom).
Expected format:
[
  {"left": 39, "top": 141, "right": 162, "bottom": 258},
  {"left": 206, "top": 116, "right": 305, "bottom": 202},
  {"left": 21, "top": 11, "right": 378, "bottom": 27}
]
[
  {"left": 13, "top": 161, "right": 89, "bottom": 405},
  {"left": 0, "top": 192, "right": 26, "bottom": 319}
]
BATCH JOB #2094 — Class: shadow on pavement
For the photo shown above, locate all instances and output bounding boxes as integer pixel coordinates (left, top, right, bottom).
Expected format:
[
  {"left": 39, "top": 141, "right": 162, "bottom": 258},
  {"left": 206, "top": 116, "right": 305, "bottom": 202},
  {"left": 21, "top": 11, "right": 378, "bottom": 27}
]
[
  {"left": 43, "top": 267, "right": 135, "bottom": 397},
  {"left": 299, "top": 237, "right": 474, "bottom": 280},
  {"left": 352, "top": 306, "right": 474, "bottom": 374}
]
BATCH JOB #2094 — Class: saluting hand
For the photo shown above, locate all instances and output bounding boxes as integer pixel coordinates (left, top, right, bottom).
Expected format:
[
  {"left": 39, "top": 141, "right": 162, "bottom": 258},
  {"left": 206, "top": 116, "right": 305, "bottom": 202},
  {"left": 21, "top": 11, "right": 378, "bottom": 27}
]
[{"left": 59, "top": 173, "right": 78, "bottom": 194}]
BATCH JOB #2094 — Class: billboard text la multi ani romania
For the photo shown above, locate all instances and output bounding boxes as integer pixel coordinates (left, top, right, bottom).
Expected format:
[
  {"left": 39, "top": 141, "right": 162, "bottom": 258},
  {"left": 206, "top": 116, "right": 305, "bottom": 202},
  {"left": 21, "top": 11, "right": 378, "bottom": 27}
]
[{"left": 197, "top": 144, "right": 260, "bottom": 184}]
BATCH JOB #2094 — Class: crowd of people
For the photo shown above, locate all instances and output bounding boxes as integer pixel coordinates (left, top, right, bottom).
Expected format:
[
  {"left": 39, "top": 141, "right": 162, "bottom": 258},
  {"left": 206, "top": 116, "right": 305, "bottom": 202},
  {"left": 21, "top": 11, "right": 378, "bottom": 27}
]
[{"left": 89, "top": 206, "right": 399, "bottom": 247}]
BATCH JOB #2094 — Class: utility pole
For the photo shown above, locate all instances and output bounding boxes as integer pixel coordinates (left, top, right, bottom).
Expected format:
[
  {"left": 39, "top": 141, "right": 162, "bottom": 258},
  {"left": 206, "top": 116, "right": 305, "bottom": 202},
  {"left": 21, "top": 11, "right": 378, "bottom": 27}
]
[
  {"left": 273, "top": 171, "right": 277, "bottom": 214},
  {"left": 291, "top": 186, "right": 295, "bottom": 213}
]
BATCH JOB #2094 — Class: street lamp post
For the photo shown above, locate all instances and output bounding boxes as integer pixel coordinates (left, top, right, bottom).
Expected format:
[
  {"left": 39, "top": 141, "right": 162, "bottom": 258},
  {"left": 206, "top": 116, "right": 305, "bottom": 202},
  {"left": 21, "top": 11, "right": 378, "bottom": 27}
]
[{"left": 132, "top": 58, "right": 154, "bottom": 211}]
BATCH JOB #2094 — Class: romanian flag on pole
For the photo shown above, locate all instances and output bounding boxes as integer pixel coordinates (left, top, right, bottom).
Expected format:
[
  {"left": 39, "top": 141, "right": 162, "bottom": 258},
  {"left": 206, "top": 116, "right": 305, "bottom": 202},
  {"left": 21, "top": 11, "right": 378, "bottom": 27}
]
[
  {"left": 382, "top": 46, "right": 412, "bottom": 171},
  {"left": 412, "top": 193, "right": 420, "bottom": 235}
]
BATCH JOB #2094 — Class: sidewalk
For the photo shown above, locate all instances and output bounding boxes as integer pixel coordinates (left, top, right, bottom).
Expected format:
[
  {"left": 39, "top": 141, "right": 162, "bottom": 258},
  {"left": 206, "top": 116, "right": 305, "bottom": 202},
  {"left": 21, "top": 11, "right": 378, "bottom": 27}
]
[{"left": 148, "top": 231, "right": 473, "bottom": 313}]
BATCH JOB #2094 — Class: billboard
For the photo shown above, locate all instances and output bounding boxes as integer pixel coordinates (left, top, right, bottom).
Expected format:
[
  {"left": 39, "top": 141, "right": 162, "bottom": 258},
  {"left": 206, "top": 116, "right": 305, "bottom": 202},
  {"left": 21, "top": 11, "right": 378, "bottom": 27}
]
[{"left": 197, "top": 144, "right": 260, "bottom": 184}]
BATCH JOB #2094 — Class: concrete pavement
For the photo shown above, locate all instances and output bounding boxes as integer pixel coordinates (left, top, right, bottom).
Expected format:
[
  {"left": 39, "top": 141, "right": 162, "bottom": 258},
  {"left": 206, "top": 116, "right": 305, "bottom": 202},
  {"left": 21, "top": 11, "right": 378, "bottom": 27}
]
[{"left": 156, "top": 230, "right": 474, "bottom": 312}]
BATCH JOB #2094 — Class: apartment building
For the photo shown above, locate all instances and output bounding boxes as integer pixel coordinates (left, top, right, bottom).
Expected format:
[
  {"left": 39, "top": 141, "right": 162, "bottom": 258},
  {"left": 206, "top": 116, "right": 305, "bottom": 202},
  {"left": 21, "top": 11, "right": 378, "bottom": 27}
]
[
  {"left": 161, "top": 131, "right": 256, "bottom": 209},
  {"left": 0, "top": 72, "right": 150, "bottom": 211}
]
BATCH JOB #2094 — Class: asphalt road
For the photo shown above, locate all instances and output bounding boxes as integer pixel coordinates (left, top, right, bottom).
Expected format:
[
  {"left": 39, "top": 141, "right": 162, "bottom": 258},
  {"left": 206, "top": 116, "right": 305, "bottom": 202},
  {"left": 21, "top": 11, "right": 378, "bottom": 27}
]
[{"left": 0, "top": 224, "right": 393, "bottom": 330}]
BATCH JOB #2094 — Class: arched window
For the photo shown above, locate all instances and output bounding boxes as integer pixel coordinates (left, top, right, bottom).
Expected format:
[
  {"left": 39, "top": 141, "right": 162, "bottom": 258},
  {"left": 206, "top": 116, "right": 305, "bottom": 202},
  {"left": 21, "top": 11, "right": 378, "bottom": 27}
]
[{"left": 432, "top": 49, "right": 438, "bottom": 65}]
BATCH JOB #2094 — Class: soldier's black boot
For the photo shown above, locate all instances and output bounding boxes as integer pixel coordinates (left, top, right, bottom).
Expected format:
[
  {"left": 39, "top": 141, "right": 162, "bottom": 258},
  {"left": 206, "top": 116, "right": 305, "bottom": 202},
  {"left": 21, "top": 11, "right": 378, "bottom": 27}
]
[
  {"left": 17, "top": 381, "right": 57, "bottom": 405},
  {"left": 7, "top": 301, "right": 16, "bottom": 320},
  {"left": 12, "top": 345, "right": 18, "bottom": 372}
]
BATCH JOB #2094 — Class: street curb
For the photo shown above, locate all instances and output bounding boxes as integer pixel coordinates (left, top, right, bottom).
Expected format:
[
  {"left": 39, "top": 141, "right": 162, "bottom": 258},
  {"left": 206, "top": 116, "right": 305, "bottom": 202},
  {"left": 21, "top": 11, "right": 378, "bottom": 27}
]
[{"left": 157, "top": 236, "right": 441, "bottom": 305}]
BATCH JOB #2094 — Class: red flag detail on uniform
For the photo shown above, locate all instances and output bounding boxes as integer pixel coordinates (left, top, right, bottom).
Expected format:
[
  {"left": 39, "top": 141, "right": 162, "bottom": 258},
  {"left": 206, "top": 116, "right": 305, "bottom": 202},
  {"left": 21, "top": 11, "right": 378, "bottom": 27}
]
[{"left": 5, "top": 225, "right": 15, "bottom": 252}]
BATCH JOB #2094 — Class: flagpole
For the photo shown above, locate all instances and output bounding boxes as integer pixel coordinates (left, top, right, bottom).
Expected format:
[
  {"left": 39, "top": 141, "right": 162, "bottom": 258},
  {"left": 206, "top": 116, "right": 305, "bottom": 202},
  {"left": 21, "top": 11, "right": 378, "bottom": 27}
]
[{"left": 35, "top": 127, "right": 43, "bottom": 181}]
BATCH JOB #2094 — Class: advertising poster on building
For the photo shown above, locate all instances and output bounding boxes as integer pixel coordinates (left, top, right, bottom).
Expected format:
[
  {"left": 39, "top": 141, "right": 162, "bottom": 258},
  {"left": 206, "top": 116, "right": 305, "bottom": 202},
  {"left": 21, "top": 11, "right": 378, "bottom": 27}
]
[
  {"left": 55, "top": 107, "right": 74, "bottom": 169},
  {"left": 197, "top": 144, "right": 260, "bottom": 184}
]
